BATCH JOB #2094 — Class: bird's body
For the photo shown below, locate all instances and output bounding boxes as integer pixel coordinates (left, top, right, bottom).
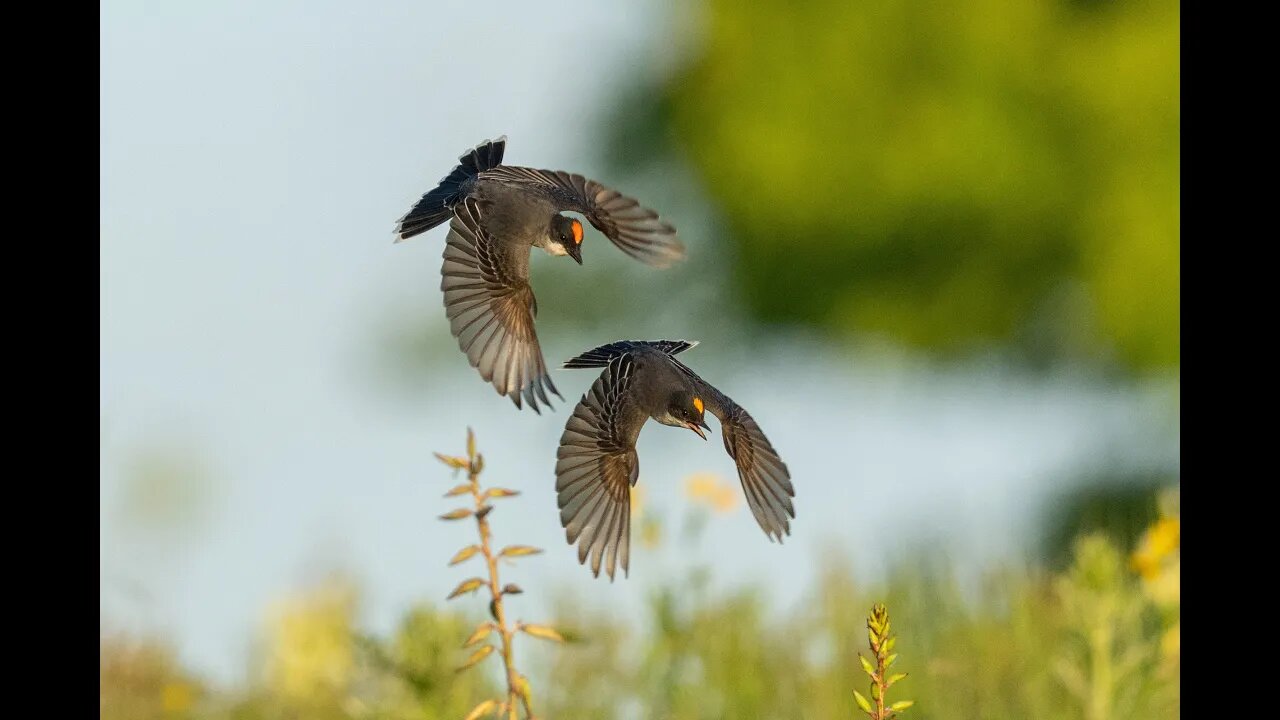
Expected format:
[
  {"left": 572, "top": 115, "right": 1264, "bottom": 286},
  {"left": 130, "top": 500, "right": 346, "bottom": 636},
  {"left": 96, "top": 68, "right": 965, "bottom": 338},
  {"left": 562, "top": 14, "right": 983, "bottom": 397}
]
[
  {"left": 557, "top": 340, "right": 796, "bottom": 580},
  {"left": 462, "top": 177, "right": 561, "bottom": 255},
  {"left": 394, "top": 138, "right": 684, "bottom": 412},
  {"left": 589, "top": 343, "right": 699, "bottom": 426}
]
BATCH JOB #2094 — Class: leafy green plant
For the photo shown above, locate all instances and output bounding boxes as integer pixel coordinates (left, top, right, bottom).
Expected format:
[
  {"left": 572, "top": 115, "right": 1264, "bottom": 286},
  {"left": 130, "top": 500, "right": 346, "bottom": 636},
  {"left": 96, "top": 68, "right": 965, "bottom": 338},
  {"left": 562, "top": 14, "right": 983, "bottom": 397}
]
[
  {"left": 854, "top": 603, "right": 913, "bottom": 720},
  {"left": 1054, "top": 533, "right": 1169, "bottom": 720},
  {"left": 436, "top": 429, "right": 565, "bottom": 720}
]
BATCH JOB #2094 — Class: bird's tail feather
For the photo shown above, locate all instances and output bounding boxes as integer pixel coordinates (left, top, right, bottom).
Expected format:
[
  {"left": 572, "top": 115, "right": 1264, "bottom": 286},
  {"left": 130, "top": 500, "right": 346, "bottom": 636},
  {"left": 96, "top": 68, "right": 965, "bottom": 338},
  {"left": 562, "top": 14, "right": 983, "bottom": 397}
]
[
  {"left": 563, "top": 340, "right": 699, "bottom": 369},
  {"left": 393, "top": 136, "right": 506, "bottom": 242}
]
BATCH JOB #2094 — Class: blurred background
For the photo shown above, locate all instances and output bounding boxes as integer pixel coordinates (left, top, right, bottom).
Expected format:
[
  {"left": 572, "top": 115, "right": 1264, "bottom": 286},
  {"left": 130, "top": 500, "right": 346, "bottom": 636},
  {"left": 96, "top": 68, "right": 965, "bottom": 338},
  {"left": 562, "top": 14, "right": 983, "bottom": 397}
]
[{"left": 101, "top": 0, "right": 1178, "bottom": 717}]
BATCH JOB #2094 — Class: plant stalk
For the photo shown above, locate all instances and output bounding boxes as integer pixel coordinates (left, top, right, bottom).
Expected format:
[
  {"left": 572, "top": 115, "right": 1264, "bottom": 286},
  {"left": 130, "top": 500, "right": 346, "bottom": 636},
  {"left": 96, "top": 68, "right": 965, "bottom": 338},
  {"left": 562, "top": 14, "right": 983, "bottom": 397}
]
[{"left": 467, "top": 453, "right": 535, "bottom": 720}]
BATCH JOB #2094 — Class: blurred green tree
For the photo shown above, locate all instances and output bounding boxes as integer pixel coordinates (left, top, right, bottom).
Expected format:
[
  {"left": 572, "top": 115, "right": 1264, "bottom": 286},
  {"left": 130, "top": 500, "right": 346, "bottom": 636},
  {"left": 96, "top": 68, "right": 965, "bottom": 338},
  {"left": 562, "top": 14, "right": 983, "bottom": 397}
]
[
  {"left": 604, "top": 0, "right": 1178, "bottom": 372},
  {"left": 1038, "top": 474, "right": 1171, "bottom": 570}
]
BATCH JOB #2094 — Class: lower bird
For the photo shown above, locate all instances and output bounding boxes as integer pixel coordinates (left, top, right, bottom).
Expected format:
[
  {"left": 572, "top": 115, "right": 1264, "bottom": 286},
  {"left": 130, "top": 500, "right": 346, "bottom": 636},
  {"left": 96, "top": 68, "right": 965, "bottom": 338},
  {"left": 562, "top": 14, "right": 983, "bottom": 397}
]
[
  {"left": 556, "top": 340, "right": 796, "bottom": 580},
  {"left": 393, "top": 137, "right": 684, "bottom": 413}
]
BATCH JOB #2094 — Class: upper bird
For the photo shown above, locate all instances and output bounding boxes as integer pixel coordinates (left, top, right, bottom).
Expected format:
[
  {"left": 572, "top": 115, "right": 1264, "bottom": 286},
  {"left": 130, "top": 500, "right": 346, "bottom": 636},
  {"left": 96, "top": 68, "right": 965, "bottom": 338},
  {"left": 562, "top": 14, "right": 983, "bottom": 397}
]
[
  {"left": 556, "top": 340, "right": 795, "bottom": 580},
  {"left": 393, "top": 137, "right": 685, "bottom": 413}
]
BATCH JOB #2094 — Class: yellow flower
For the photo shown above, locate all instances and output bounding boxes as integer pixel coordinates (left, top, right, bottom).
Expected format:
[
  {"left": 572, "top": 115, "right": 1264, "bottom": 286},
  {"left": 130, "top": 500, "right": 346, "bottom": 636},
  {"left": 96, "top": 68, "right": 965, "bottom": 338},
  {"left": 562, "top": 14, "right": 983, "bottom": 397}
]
[
  {"left": 640, "top": 516, "right": 662, "bottom": 549},
  {"left": 1143, "top": 555, "right": 1179, "bottom": 607},
  {"left": 684, "top": 472, "right": 739, "bottom": 514},
  {"left": 161, "top": 681, "right": 194, "bottom": 713},
  {"left": 685, "top": 472, "right": 716, "bottom": 501},
  {"left": 1131, "top": 517, "right": 1179, "bottom": 580},
  {"left": 630, "top": 485, "right": 646, "bottom": 519}
]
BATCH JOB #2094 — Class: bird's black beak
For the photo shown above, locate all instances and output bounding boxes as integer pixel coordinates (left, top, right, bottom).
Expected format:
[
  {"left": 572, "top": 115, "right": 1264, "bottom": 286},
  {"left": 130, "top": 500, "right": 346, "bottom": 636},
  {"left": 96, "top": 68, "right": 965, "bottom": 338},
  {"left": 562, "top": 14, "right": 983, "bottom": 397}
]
[
  {"left": 687, "top": 417, "right": 710, "bottom": 441},
  {"left": 567, "top": 241, "right": 583, "bottom": 265}
]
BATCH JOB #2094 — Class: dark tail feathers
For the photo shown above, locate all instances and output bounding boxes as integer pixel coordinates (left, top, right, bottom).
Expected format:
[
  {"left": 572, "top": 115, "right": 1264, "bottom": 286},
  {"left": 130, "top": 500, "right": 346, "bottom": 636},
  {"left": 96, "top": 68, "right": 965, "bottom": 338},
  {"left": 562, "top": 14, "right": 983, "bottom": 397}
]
[
  {"left": 393, "top": 136, "right": 506, "bottom": 242},
  {"left": 563, "top": 340, "right": 699, "bottom": 369}
]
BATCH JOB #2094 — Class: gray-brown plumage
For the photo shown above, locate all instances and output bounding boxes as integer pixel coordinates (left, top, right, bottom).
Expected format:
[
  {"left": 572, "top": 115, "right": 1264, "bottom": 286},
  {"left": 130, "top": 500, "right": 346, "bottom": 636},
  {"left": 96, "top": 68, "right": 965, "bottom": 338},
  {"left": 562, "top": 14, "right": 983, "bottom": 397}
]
[
  {"left": 556, "top": 340, "right": 795, "bottom": 580},
  {"left": 441, "top": 199, "right": 559, "bottom": 411},
  {"left": 394, "top": 137, "right": 684, "bottom": 412}
]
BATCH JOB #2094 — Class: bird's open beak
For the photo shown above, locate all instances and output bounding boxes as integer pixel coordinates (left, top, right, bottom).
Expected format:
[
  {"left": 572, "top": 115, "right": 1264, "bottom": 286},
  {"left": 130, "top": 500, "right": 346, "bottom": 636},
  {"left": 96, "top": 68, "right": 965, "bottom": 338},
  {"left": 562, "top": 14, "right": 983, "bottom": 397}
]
[{"left": 686, "top": 418, "right": 710, "bottom": 440}]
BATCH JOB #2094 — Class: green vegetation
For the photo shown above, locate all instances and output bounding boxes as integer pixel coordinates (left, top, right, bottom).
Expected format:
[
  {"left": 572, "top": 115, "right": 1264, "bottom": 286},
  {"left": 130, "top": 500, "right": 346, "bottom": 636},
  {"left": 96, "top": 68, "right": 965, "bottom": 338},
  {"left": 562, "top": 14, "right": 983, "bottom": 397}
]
[
  {"left": 101, "top": 460, "right": 1179, "bottom": 719},
  {"left": 602, "top": 0, "right": 1179, "bottom": 372},
  {"left": 854, "top": 603, "right": 913, "bottom": 719}
]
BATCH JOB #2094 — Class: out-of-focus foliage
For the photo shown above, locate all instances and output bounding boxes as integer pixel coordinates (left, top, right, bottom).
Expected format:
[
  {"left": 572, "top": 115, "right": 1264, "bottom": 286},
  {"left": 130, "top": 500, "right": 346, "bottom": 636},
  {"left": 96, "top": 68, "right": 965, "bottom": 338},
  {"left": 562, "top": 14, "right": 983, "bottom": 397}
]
[
  {"left": 350, "top": 603, "right": 498, "bottom": 720},
  {"left": 101, "top": 634, "right": 203, "bottom": 720},
  {"left": 537, "top": 495, "right": 1178, "bottom": 720},
  {"left": 608, "top": 0, "right": 1178, "bottom": 372},
  {"left": 1039, "top": 472, "right": 1171, "bottom": 570},
  {"left": 106, "top": 578, "right": 494, "bottom": 720},
  {"left": 262, "top": 582, "right": 357, "bottom": 706},
  {"left": 115, "top": 440, "right": 215, "bottom": 534},
  {"left": 101, "top": 488, "right": 1178, "bottom": 719}
]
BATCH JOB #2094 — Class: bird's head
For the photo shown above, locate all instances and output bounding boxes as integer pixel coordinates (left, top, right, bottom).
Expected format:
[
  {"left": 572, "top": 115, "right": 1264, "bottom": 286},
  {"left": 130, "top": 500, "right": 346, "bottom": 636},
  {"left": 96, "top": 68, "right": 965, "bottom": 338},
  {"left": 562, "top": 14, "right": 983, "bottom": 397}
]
[
  {"left": 658, "top": 390, "right": 710, "bottom": 440},
  {"left": 549, "top": 214, "right": 584, "bottom": 265}
]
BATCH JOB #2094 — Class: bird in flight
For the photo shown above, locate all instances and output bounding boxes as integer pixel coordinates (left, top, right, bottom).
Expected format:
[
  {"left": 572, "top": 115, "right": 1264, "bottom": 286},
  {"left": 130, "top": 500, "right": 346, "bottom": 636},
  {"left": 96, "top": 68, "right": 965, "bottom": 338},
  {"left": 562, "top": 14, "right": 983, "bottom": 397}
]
[
  {"left": 393, "top": 137, "right": 685, "bottom": 412},
  {"left": 555, "top": 340, "right": 795, "bottom": 580}
]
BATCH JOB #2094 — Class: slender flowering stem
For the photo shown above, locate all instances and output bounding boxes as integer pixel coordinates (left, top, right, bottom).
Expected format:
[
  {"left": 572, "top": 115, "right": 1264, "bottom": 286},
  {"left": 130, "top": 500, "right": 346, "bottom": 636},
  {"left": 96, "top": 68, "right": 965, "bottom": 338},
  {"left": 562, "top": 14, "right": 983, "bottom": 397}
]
[
  {"left": 439, "top": 429, "right": 560, "bottom": 720},
  {"left": 465, "top": 452, "right": 531, "bottom": 719},
  {"left": 855, "top": 603, "right": 913, "bottom": 720}
]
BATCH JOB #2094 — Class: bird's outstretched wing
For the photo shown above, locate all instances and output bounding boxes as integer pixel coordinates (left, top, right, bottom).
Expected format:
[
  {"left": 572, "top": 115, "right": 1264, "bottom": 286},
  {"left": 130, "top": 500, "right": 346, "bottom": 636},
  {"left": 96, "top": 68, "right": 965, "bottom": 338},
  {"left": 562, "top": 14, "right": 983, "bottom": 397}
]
[
  {"left": 441, "top": 198, "right": 561, "bottom": 412},
  {"left": 674, "top": 361, "right": 795, "bottom": 542},
  {"left": 482, "top": 165, "right": 685, "bottom": 268},
  {"left": 555, "top": 353, "right": 643, "bottom": 580}
]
